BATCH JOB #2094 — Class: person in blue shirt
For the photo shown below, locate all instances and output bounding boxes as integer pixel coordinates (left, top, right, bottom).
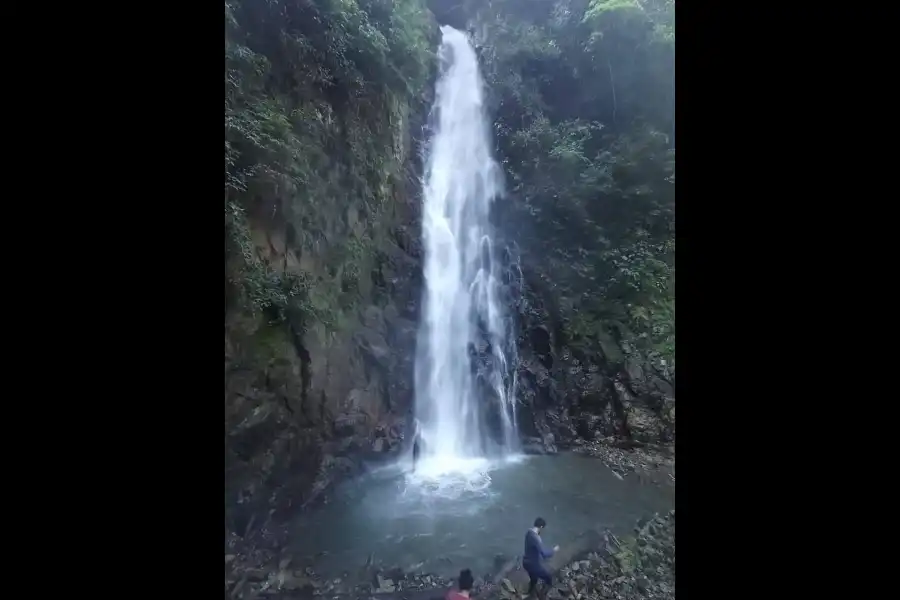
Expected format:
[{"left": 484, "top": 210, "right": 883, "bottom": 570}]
[{"left": 523, "top": 517, "right": 559, "bottom": 598}]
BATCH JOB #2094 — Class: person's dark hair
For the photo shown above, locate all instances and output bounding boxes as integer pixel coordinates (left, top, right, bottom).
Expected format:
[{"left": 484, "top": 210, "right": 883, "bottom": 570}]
[
  {"left": 534, "top": 517, "right": 547, "bottom": 529},
  {"left": 458, "top": 568, "right": 474, "bottom": 591}
]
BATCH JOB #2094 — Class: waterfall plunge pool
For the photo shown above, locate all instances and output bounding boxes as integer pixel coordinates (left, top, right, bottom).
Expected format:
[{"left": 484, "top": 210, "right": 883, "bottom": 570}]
[{"left": 287, "top": 453, "right": 674, "bottom": 583}]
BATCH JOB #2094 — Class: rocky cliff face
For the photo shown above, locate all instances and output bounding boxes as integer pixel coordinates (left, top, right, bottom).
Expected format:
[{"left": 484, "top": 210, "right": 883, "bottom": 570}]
[
  {"left": 225, "top": 210, "right": 424, "bottom": 535},
  {"left": 513, "top": 275, "right": 675, "bottom": 456},
  {"left": 224, "top": 0, "right": 438, "bottom": 541}
]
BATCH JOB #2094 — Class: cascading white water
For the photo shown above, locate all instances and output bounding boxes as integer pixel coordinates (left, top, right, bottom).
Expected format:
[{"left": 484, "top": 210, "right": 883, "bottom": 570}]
[{"left": 413, "top": 26, "right": 519, "bottom": 477}]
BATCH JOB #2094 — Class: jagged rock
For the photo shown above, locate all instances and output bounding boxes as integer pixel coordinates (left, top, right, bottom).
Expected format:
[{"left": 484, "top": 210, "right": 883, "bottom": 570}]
[
  {"left": 521, "top": 435, "right": 557, "bottom": 455},
  {"left": 282, "top": 572, "right": 315, "bottom": 591},
  {"left": 377, "top": 574, "right": 396, "bottom": 592},
  {"left": 245, "top": 569, "right": 267, "bottom": 582},
  {"left": 514, "top": 273, "right": 675, "bottom": 455}
]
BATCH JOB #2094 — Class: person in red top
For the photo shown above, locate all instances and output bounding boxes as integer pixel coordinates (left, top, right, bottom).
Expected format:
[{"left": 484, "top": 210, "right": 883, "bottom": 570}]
[{"left": 446, "top": 568, "right": 475, "bottom": 600}]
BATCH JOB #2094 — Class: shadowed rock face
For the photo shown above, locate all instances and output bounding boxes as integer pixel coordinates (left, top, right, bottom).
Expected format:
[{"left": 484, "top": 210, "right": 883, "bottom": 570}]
[
  {"left": 223, "top": 0, "right": 445, "bottom": 548},
  {"left": 225, "top": 216, "right": 427, "bottom": 539},
  {"left": 225, "top": 104, "right": 432, "bottom": 544},
  {"left": 513, "top": 271, "right": 675, "bottom": 454}
]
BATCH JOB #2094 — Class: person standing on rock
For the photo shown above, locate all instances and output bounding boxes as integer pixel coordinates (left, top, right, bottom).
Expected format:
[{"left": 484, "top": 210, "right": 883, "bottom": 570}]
[
  {"left": 523, "top": 517, "right": 559, "bottom": 599},
  {"left": 446, "top": 568, "right": 475, "bottom": 600}
]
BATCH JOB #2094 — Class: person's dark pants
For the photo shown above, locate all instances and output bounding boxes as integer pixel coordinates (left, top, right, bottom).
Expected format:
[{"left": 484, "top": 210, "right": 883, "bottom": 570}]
[{"left": 524, "top": 563, "right": 552, "bottom": 595}]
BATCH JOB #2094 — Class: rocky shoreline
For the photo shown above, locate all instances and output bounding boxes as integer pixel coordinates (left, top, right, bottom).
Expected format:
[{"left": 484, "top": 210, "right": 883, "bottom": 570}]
[
  {"left": 226, "top": 511, "right": 674, "bottom": 600},
  {"left": 571, "top": 439, "right": 674, "bottom": 485},
  {"left": 225, "top": 450, "right": 674, "bottom": 600},
  {"left": 225, "top": 546, "right": 460, "bottom": 600}
]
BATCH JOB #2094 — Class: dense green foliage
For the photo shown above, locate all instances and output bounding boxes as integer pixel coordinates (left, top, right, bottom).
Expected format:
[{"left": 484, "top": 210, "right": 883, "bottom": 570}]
[
  {"left": 224, "top": 0, "right": 436, "bottom": 331},
  {"left": 441, "top": 0, "right": 676, "bottom": 365}
]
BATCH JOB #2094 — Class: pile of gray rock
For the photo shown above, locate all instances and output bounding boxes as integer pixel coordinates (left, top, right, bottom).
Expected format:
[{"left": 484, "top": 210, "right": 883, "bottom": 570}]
[
  {"left": 225, "top": 551, "right": 457, "bottom": 599},
  {"left": 572, "top": 439, "right": 674, "bottom": 483}
]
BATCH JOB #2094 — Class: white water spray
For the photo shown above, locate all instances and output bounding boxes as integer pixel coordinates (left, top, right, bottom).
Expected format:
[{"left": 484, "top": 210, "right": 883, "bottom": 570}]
[{"left": 413, "top": 26, "right": 519, "bottom": 478}]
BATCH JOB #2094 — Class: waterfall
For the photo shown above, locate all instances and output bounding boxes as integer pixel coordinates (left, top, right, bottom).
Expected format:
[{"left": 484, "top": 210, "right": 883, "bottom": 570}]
[{"left": 413, "top": 26, "right": 519, "bottom": 472}]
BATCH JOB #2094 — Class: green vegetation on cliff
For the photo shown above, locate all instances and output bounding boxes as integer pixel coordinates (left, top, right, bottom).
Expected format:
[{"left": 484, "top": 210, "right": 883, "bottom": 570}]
[{"left": 224, "top": 0, "right": 437, "bottom": 333}]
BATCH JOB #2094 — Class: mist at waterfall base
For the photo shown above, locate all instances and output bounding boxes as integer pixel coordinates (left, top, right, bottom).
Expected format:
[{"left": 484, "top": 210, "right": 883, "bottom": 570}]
[{"left": 410, "top": 25, "right": 520, "bottom": 488}]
